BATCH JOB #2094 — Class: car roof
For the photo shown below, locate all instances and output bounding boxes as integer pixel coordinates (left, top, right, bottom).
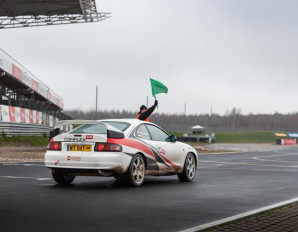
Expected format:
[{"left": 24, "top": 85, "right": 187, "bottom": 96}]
[{"left": 98, "top": 118, "right": 154, "bottom": 126}]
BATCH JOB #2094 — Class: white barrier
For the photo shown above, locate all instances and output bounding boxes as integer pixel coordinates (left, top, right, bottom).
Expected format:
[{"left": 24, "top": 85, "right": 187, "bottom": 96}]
[{"left": 0, "top": 105, "right": 57, "bottom": 127}]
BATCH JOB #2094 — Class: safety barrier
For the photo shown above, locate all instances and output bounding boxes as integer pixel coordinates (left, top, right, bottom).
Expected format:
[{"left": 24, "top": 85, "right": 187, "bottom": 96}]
[{"left": 0, "top": 122, "right": 52, "bottom": 136}]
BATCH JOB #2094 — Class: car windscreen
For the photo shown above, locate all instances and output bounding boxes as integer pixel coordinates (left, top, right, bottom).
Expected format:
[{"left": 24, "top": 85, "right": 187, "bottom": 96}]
[
  {"left": 69, "top": 124, "right": 107, "bottom": 134},
  {"left": 101, "top": 121, "right": 131, "bottom": 132}
]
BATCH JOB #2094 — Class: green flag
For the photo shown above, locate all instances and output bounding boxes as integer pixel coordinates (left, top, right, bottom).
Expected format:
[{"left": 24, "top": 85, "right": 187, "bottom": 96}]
[{"left": 150, "top": 78, "right": 168, "bottom": 98}]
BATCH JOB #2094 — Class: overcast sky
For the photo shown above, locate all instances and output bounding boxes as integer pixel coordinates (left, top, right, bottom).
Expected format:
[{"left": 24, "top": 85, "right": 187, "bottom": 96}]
[{"left": 1, "top": 0, "right": 298, "bottom": 115}]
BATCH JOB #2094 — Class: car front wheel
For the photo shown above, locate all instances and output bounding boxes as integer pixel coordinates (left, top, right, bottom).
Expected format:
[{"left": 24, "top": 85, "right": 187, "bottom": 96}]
[
  {"left": 52, "top": 169, "right": 75, "bottom": 185},
  {"left": 178, "top": 153, "right": 196, "bottom": 182}
]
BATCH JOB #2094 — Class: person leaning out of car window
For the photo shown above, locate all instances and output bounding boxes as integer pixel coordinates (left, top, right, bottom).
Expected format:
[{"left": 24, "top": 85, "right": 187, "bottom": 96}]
[{"left": 137, "top": 100, "right": 158, "bottom": 122}]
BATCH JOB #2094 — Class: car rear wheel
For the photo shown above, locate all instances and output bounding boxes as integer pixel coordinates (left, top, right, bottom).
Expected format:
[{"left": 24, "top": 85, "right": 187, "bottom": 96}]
[
  {"left": 123, "top": 154, "right": 145, "bottom": 187},
  {"left": 52, "top": 169, "right": 75, "bottom": 185},
  {"left": 178, "top": 153, "right": 196, "bottom": 182}
]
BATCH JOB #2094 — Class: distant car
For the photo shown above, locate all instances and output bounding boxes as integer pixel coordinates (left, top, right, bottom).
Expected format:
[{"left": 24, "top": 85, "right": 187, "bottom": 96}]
[{"left": 45, "top": 119, "right": 198, "bottom": 187}]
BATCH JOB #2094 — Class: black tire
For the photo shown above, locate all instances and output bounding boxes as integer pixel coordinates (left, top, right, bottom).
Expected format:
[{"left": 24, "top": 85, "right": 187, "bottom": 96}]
[
  {"left": 178, "top": 153, "right": 196, "bottom": 182},
  {"left": 122, "top": 154, "right": 146, "bottom": 187},
  {"left": 52, "top": 169, "right": 75, "bottom": 185}
]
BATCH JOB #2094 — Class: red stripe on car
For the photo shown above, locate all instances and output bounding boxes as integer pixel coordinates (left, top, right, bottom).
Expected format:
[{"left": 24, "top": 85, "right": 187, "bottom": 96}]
[
  {"left": 159, "top": 154, "right": 178, "bottom": 169},
  {"left": 107, "top": 138, "right": 154, "bottom": 157}
]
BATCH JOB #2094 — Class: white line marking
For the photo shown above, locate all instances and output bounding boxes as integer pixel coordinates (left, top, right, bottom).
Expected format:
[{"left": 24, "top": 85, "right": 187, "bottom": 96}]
[
  {"left": 199, "top": 160, "right": 298, "bottom": 168},
  {"left": 0, "top": 176, "right": 51, "bottom": 181},
  {"left": 179, "top": 197, "right": 298, "bottom": 232},
  {"left": 1, "top": 163, "right": 44, "bottom": 167}
]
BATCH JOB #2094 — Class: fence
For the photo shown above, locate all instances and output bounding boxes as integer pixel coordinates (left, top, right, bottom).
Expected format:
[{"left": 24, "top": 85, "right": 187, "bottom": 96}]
[{"left": 0, "top": 122, "right": 52, "bottom": 136}]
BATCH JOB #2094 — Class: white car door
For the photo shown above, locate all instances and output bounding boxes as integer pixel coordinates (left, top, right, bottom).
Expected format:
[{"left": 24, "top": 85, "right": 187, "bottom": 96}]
[{"left": 145, "top": 124, "right": 184, "bottom": 172}]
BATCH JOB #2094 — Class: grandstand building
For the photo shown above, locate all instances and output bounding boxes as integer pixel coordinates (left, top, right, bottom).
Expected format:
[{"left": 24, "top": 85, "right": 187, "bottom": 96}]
[{"left": 0, "top": 48, "right": 71, "bottom": 135}]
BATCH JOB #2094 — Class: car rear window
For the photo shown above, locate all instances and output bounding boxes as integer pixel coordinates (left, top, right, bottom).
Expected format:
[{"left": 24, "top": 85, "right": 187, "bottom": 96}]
[
  {"left": 69, "top": 124, "right": 107, "bottom": 134},
  {"left": 101, "top": 121, "right": 130, "bottom": 132}
]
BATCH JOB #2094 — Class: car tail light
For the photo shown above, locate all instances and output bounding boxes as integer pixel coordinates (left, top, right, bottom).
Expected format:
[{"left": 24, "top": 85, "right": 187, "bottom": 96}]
[
  {"left": 47, "top": 142, "right": 61, "bottom": 151},
  {"left": 94, "top": 143, "right": 122, "bottom": 152}
]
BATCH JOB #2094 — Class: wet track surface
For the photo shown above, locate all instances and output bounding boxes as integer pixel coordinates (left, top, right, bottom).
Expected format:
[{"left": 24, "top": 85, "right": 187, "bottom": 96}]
[{"left": 1, "top": 146, "right": 298, "bottom": 232}]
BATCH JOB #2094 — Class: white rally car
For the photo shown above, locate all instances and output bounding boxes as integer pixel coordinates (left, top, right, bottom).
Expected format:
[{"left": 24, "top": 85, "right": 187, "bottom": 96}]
[{"left": 45, "top": 119, "right": 198, "bottom": 187}]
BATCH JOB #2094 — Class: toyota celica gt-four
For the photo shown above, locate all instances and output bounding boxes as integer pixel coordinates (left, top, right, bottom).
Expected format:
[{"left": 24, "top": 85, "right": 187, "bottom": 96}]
[{"left": 45, "top": 119, "right": 198, "bottom": 187}]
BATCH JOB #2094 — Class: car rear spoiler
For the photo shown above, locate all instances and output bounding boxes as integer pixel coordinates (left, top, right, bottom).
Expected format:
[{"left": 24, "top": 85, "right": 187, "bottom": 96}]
[{"left": 49, "top": 120, "right": 124, "bottom": 140}]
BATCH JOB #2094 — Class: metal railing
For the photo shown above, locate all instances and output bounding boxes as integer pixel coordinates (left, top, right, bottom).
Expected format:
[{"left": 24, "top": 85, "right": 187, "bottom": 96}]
[{"left": 0, "top": 122, "right": 52, "bottom": 136}]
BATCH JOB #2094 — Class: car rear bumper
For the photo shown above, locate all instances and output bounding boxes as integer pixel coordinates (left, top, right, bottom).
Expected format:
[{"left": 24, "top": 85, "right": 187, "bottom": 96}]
[{"left": 44, "top": 150, "right": 132, "bottom": 174}]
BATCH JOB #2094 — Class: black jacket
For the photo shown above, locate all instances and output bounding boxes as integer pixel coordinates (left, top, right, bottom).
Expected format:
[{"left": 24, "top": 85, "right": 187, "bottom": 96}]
[{"left": 137, "top": 105, "right": 156, "bottom": 121}]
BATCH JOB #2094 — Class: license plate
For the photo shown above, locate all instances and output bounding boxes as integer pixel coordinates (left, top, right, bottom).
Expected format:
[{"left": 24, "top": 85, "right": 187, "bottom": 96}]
[{"left": 68, "top": 145, "right": 92, "bottom": 152}]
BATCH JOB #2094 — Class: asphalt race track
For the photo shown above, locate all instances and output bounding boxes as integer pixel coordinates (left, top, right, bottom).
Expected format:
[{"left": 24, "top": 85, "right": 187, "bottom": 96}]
[{"left": 1, "top": 147, "right": 298, "bottom": 232}]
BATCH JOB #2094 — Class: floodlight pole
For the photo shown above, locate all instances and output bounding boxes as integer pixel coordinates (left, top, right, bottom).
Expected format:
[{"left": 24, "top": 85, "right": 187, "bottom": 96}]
[{"left": 95, "top": 85, "right": 98, "bottom": 119}]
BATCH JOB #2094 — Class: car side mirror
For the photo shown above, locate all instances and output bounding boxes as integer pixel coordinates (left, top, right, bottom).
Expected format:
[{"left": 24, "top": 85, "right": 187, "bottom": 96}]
[{"left": 166, "top": 135, "right": 177, "bottom": 143}]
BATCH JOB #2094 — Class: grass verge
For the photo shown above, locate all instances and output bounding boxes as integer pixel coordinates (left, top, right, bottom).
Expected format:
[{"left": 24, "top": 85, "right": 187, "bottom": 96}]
[
  {"left": 0, "top": 136, "right": 49, "bottom": 146},
  {"left": 215, "top": 131, "right": 276, "bottom": 143}
]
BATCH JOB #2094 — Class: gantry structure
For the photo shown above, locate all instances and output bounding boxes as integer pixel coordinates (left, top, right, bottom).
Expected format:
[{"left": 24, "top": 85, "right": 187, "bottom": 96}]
[{"left": 0, "top": 0, "right": 110, "bottom": 29}]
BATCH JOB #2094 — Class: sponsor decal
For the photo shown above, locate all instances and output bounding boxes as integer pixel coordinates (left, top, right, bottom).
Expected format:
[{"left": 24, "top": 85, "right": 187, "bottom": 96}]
[
  {"left": 67, "top": 156, "right": 81, "bottom": 161},
  {"left": 56, "top": 99, "right": 60, "bottom": 107},
  {"left": 31, "top": 79, "right": 39, "bottom": 92},
  {"left": 148, "top": 144, "right": 178, "bottom": 168},
  {"left": 33, "top": 110, "right": 36, "bottom": 123},
  {"left": 20, "top": 108, "right": 25, "bottom": 123},
  {"left": 12, "top": 64, "right": 22, "bottom": 80},
  {"left": 64, "top": 138, "right": 86, "bottom": 142},
  {"left": 55, "top": 160, "right": 60, "bottom": 165},
  {"left": 29, "top": 110, "right": 33, "bottom": 123},
  {"left": 1, "top": 105, "right": 9, "bottom": 122},
  {"left": 38, "top": 84, "right": 47, "bottom": 97},
  {"left": 86, "top": 135, "right": 93, "bottom": 140},
  {"left": 281, "top": 139, "right": 296, "bottom": 145},
  {"left": 15, "top": 107, "right": 21, "bottom": 123},
  {"left": 287, "top": 133, "right": 298, "bottom": 138},
  {"left": 47, "top": 90, "right": 52, "bottom": 101},
  {"left": 8, "top": 106, "right": 15, "bottom": 122},
  {"left": 36, "top": 111, "right": 39, "bottom": 124},
  {"left": 25, "top": 109, "right": 29, "bottom": 123},
  {"left": 22, "top": 72, "right": 32, "bottom": 87},
  {"left": 148, "top": 144, "right": 166, "bottom": 156}
]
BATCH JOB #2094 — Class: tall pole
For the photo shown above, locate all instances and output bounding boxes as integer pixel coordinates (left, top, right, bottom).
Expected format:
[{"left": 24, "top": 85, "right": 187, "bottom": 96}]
[
  {"left": 184, "top": 102, "right": 186, "bottom": 115},
  {"left": 95, "top": 85, "right": 98, "bottom": 120},
  {"left": 146, "top": 96, "right": 148, "bottom": 108}
]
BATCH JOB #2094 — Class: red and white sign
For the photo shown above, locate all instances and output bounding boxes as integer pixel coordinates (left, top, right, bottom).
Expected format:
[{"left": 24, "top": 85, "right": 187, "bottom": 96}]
[
  {"left": 8, "top": 106, "right": 15, "bottom": 122},
  {"left": 25, "top": 108, "right": 29, "bottom": 123},
  {"left": 56, "top": 99, "right": 60, "bottom": 107},
  {"left": 47, "top": 90, "right": 52, "bottom": 101},
  {"left": 15, "top": 107, "right": 21, "bottom": 123},
  {"left": 1, "top": 105, "right": 9, "bottom": 122},
  {"left": 29, "top": 110, "right": 33, "bottom": 124},
  {"left": 281, "top": 139, "right": 296, "bottom": 145},
  {"left": 33, "top": 110, "right": 36, "bottom": 124},
  {"left": 20, "top": 108, "right": 25, "bottom": 123},
  {"left": 36, "top": 111, "right": 40, "bottom": 124},
  {"left": 31, "top": 79, "right": 39, "bottom": 92},
  {"left": 12, "top": 64, "right": 22, "bottom": 81}
]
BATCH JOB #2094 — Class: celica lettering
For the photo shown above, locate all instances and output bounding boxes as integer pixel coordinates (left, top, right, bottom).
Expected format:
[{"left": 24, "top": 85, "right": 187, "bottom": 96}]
[{"left": 64, "top": 138, "right": 86, "bottom": 142}]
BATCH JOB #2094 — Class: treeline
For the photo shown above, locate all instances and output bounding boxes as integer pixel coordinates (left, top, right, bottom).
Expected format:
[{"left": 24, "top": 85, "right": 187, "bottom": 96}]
[{"left": 63, "top": 108, "right": 298, "bottom": 133}]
